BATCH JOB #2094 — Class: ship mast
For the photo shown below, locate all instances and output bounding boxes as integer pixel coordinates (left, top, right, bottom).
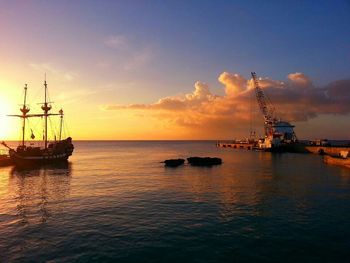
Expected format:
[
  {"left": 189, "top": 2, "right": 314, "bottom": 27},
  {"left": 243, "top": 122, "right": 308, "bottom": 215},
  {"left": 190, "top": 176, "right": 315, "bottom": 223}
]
[
  {"left": 8, "top": 80, "right": 62, "bottom": 149},
  {"left": 41, "top": 78, "right": 52, "bottom": 149},
  {"left": 59, "top": 109, "right": 63, "bottom": 141},
  {"left": 20, "top": 84, "right": 30, "bottom": 146}
]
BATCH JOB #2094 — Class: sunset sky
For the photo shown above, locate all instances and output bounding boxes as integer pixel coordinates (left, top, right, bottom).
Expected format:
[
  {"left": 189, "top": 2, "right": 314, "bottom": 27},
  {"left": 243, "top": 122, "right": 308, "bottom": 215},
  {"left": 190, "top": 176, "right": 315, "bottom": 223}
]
[{"left": 0, "top": 0, "right": 349, "bottom": 140}]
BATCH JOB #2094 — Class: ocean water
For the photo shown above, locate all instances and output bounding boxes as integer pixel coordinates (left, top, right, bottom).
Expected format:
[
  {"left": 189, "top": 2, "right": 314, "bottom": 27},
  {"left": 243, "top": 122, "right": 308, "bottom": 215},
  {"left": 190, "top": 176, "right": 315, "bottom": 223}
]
[{"left": 0, "top": 141, "right": 349, "bottom": 262}]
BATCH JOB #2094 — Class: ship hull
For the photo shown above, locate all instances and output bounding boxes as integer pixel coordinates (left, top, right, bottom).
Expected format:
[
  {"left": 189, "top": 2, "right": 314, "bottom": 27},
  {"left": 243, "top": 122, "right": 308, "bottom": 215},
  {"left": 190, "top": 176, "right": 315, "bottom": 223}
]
[
  {"left": 8, "top": 137, "right": 74, "bottom": 168},
  {"left": 268, "top": 143, "right": 310, "bottom": 153},
  {"left": 9, "top": 151, "right": 71, "bottom": 168}
]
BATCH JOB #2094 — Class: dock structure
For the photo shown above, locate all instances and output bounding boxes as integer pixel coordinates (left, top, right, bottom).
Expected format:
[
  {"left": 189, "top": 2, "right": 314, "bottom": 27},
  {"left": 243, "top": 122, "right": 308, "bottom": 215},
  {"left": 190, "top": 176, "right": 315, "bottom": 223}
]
[
  {"left": 217, "top": 72, "right": 350, "bottom": 156},
  {"left": 216, "top": 141, "right": 255, "bottom": 150},
  {"left": 217, "top": 140, "right": 350, "bottom": 156}
]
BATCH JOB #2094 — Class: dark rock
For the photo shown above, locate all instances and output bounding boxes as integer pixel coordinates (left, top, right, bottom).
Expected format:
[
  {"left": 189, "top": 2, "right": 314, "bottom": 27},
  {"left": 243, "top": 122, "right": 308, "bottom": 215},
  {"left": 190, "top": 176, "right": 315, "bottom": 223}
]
[
  {"left": 163, "top": 158, "right": 185, "bottom": 167},
  {"left": 187, "top": 157, "right": 222, "bottom": 166}
]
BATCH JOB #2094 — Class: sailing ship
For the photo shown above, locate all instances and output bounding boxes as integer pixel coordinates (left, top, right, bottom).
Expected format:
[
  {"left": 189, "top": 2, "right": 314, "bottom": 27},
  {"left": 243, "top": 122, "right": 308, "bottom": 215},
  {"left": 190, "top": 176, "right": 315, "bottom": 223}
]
[{"left": 1, "top": 80, "right": 74, "bottom": 167}]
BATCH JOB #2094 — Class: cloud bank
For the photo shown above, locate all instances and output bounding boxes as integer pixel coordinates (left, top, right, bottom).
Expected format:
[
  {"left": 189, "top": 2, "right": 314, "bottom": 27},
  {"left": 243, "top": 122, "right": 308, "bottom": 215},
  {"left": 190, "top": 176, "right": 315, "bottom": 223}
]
[{"left": 103, "top": 72, "right": 350, "bottom": 138}]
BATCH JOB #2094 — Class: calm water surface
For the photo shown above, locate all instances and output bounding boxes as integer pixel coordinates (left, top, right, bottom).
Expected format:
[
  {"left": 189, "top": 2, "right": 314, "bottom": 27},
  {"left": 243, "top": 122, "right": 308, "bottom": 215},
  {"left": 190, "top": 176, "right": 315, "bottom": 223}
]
[{"left": 0, "top": 141, "right": 349, "bottom": 262}]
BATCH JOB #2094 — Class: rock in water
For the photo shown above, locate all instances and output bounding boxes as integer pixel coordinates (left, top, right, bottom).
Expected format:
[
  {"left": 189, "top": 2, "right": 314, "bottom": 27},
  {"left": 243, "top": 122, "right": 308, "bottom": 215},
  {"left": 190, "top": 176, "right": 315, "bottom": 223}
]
[
  {"left": 187, "top": 157, "right": 222, "bottom": 166},
  {"left": 164, "top": 158, "right": 185, "bottom": 167}
]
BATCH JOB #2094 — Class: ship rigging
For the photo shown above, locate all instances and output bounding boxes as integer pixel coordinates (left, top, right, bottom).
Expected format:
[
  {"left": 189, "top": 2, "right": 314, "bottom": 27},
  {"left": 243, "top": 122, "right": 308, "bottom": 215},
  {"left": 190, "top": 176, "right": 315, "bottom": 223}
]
[{"left": 1, "top": 79, "right": 74, "bottom": 167}]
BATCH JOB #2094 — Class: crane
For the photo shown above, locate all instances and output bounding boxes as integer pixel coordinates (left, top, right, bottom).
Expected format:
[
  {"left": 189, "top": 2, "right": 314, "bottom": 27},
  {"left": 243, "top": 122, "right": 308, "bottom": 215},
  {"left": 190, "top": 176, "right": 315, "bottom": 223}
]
[
  {"left": 251, "top": 72, "right": 297, "bottom": 148},
  {"left": 251, "top": 72, "right": 277, "bottom": 137}
]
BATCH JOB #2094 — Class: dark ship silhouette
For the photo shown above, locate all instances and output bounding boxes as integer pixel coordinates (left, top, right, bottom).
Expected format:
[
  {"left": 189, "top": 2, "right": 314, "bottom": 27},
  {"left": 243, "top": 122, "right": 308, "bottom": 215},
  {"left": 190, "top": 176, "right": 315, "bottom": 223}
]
[{"left": 1, "top": 80, "right": 74, "bottom": 167}]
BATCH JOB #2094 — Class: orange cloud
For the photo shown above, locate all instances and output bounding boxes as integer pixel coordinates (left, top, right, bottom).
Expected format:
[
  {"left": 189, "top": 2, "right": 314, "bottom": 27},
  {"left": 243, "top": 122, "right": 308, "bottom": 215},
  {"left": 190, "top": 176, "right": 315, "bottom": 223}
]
[
  {"left": 103, "top": 72, "right": 350, "bottom": 138},
  {"left": 218, "top": 72, "right": 247, "bottom": 96},
  {"left": 104, "top": 81, "right": 216, "bottom": 111},
  {"left": 287, "top": 72, "right": 312, "bottom": 87}
]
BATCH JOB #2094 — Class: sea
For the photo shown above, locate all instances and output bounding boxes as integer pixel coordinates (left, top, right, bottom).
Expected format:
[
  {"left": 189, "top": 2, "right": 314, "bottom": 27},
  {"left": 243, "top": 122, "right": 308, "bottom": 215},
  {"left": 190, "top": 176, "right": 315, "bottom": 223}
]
[{"left": 0, "top": 141, "right": 349, "bottom": 262}]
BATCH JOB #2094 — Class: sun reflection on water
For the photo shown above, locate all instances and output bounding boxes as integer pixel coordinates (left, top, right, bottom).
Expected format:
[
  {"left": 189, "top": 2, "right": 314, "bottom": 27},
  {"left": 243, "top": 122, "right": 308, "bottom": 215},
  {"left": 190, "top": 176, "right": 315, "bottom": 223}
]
[{"left": 5, "top": 163, "right": 72, "bottom": 225}]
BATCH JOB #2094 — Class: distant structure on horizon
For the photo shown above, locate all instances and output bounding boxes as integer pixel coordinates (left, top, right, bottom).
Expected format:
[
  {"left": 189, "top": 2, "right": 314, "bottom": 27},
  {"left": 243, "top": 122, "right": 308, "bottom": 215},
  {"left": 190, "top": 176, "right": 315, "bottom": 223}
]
[{"left": 251, "top": 72, "right": 297, "bottom": 150}]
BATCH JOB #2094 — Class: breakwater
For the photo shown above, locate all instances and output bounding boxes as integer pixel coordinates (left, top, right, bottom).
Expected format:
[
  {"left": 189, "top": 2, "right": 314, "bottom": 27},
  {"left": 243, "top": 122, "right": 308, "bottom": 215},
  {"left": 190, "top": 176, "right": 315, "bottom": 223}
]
[{"left": 305, "top": 146, "right": 350, "bottom": 155}]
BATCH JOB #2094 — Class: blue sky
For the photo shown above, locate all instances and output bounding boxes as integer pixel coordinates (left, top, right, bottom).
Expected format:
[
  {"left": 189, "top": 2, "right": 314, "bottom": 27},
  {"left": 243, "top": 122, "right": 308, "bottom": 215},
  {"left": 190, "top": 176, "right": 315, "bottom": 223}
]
[{"left": 2, "top": 1, "right": 349, "bottom": 81}]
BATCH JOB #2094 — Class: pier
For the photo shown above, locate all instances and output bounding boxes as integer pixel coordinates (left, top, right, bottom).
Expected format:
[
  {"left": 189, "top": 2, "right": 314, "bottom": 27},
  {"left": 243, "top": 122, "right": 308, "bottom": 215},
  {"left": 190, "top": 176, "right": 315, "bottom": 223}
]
[
  {"left": 217, "top": 141, "right": 350, "bottom": 156},
  {"left": 217, "top": 141, "right": 255, "bottom": 150}
]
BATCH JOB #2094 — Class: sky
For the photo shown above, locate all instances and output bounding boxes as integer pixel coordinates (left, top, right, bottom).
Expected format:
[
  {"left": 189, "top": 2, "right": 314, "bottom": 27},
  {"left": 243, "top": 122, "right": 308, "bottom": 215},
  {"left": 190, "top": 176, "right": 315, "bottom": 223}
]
[{"left": 0, "top": 0, "right": 349, "bottom": 140}]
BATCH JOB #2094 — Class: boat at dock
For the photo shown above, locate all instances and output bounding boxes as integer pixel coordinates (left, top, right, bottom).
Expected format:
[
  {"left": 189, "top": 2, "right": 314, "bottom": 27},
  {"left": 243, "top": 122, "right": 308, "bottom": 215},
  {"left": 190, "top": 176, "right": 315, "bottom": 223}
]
[
  {"left": 217, "top": 72, "right": 350, "bottom": 154},
  {"left": 1, "top": 80, "right": 74, "bottom": 168},
  {"left": 323, "top": 151, "right": 350, "bottom": 169},
  {"left": 218, "top": 73, "right": 299, "bottom": 152}
]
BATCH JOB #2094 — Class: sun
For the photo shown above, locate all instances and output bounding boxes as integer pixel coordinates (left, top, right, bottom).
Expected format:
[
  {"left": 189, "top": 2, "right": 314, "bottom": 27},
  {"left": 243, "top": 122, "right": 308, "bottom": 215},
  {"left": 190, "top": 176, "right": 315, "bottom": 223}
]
[{"left": 0, "top": 98, "right": 16, "bottom": 140}]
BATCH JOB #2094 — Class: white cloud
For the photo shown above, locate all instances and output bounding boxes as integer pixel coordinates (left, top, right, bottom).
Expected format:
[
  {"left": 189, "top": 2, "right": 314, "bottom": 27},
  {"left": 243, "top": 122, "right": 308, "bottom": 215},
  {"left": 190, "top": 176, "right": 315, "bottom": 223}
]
[
  {"left": 104, "top": 35, "right": 128, "bottom": 50},
  {"left": 288, "top": 72, "right": 312, "bottom": 87},
  {"left": 102, "top": 35, "right": 153, "bottom": 70}
]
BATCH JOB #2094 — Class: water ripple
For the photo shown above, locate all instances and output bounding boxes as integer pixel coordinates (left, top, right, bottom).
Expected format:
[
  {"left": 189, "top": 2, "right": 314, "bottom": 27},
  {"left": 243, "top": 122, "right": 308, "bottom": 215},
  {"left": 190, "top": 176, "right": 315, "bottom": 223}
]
[{"left": 0, "top": 141, "right": 349, "bottom": 262}]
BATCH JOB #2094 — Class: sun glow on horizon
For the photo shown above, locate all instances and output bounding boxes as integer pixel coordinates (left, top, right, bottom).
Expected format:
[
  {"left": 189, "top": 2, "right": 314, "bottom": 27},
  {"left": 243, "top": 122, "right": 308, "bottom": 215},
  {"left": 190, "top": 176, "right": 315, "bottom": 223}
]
[{"left": 0, "top": 97, "right": 16, "bottom": 140}]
